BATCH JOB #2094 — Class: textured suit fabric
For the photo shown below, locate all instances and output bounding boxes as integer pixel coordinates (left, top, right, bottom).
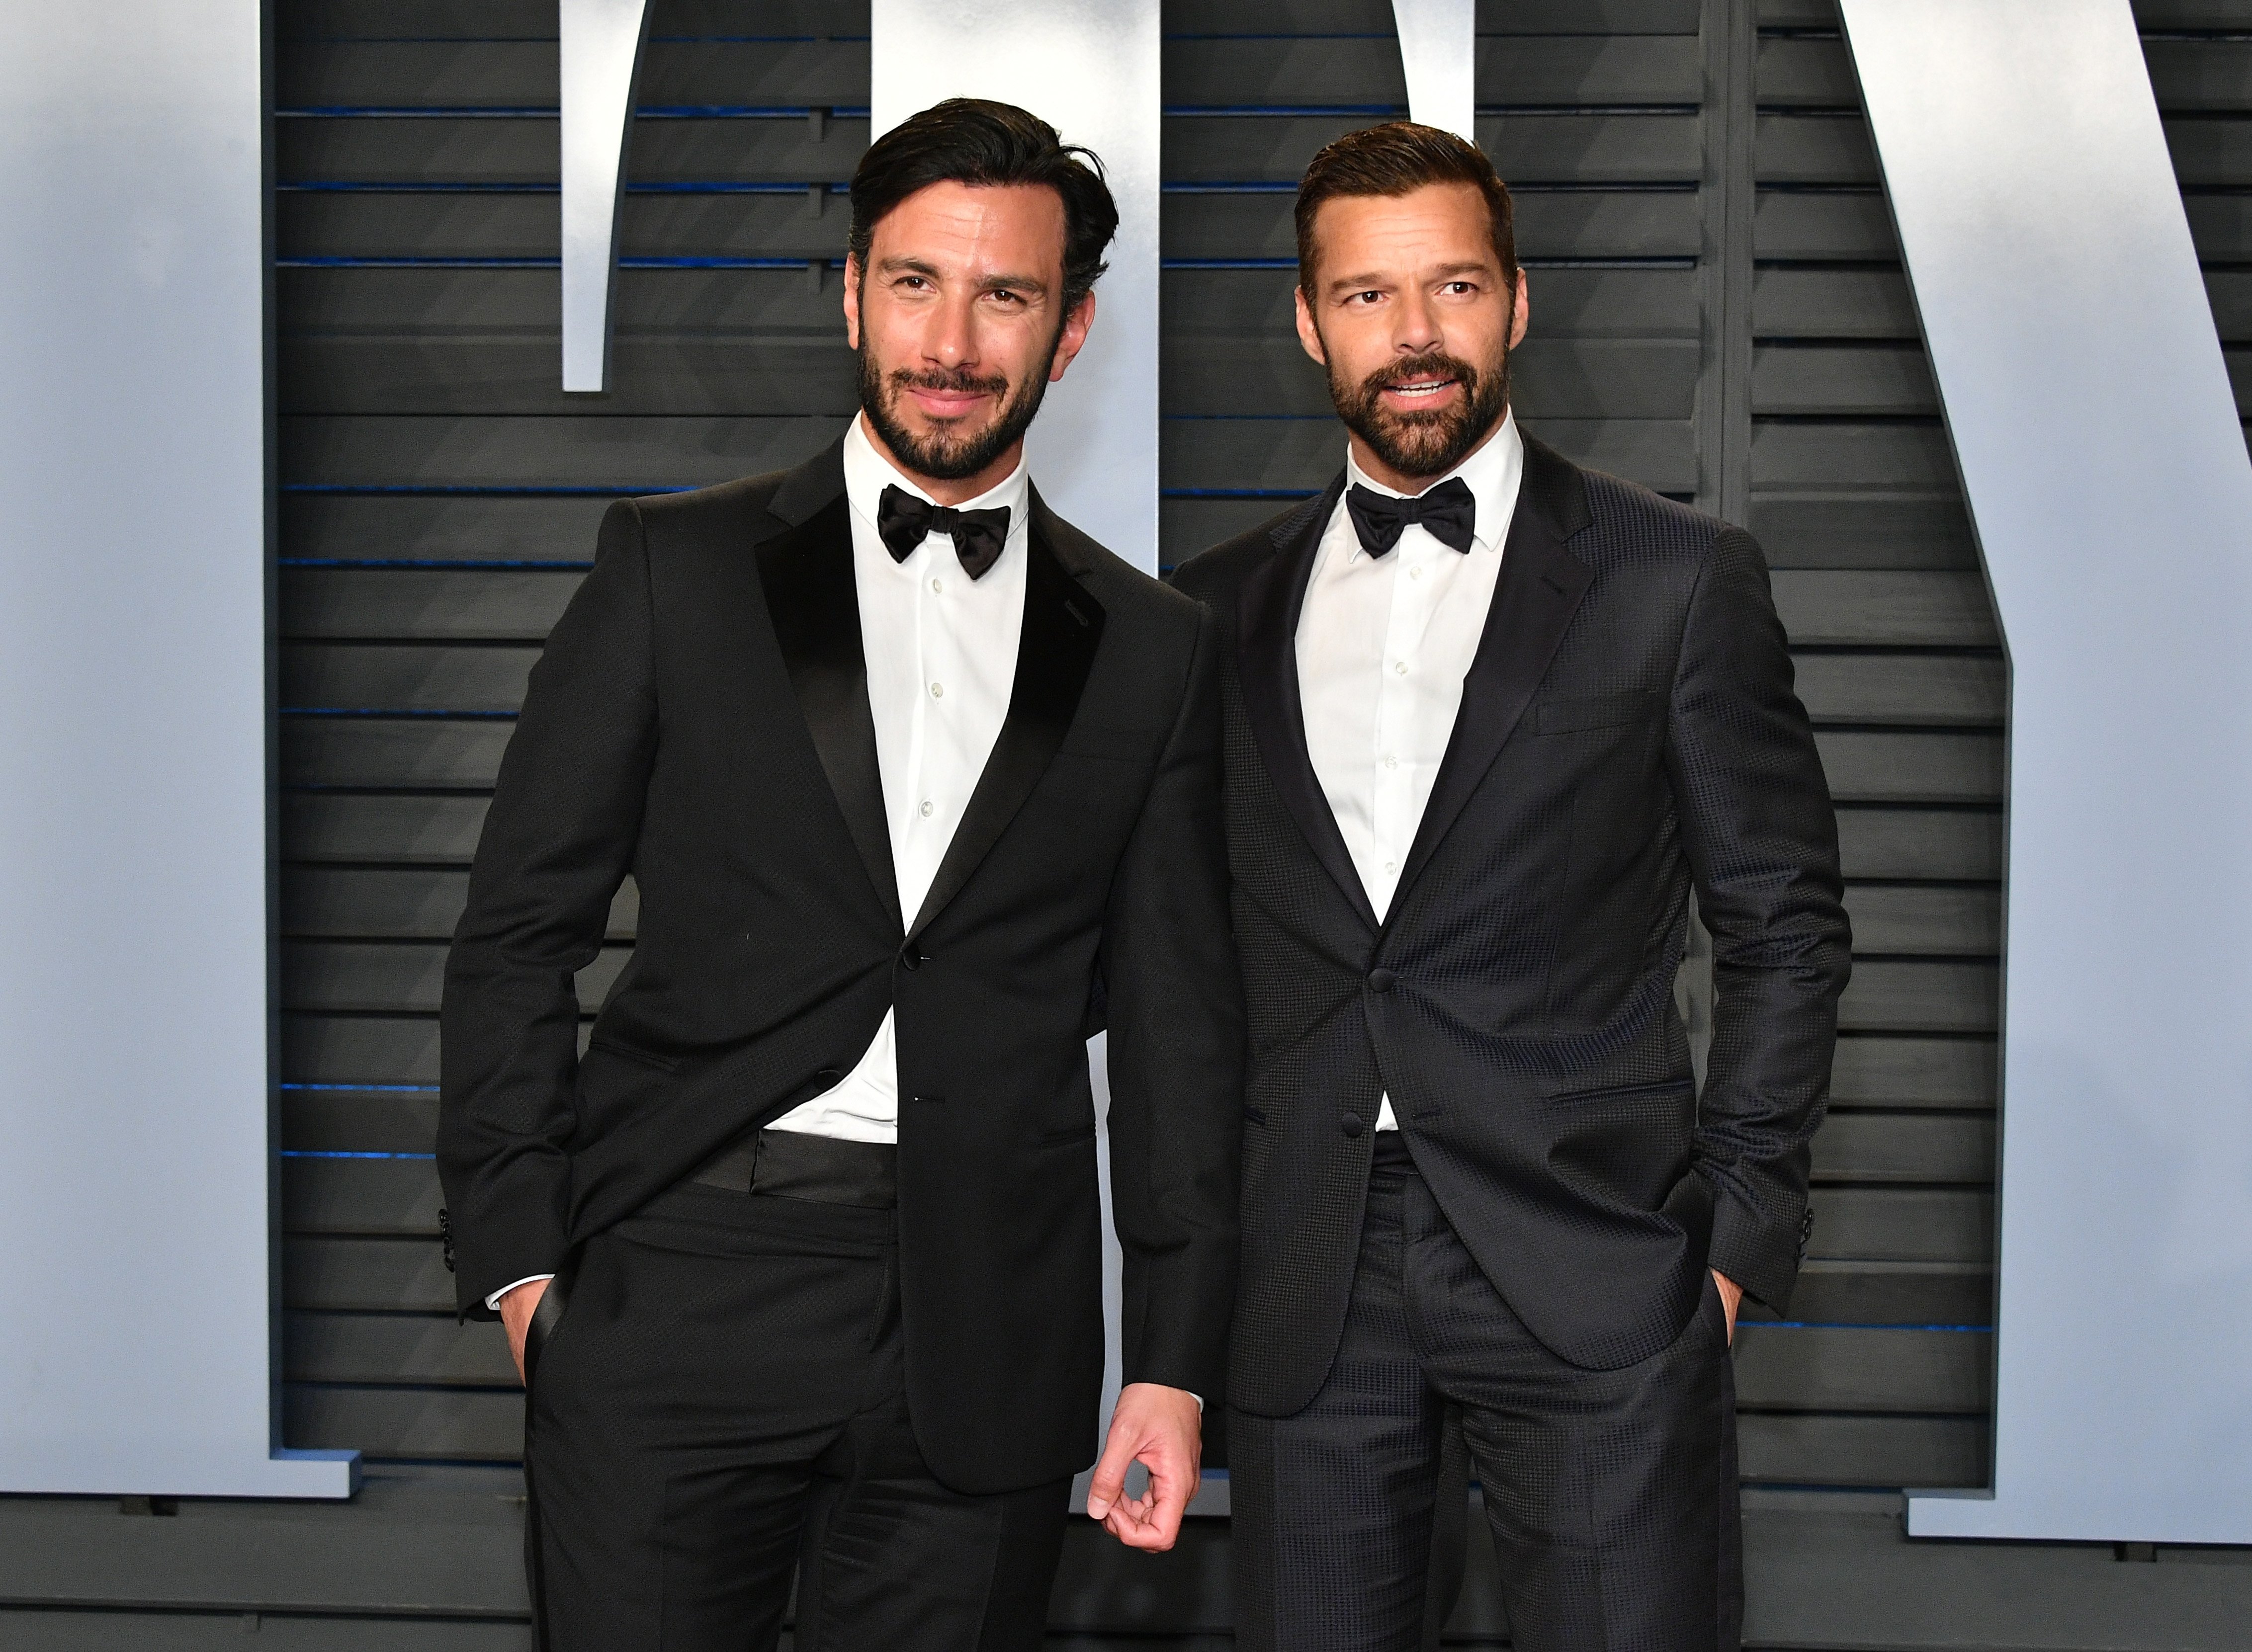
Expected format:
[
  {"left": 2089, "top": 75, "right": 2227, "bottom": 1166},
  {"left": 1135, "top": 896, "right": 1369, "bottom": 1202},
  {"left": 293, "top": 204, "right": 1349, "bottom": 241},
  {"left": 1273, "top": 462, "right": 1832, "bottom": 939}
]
[
  {"left": 524, "top": 1184, "right": 1069, "bottom": 1652},
  {"left": 1170, "top": 430, "right": 1850, "bottom": 1409},
  {"left": 1230, "top": 1137, "right": 1742, "bottom": 1652},
  {"left": 439, "top": 437, "right": 1244, "bottom": 1496}
]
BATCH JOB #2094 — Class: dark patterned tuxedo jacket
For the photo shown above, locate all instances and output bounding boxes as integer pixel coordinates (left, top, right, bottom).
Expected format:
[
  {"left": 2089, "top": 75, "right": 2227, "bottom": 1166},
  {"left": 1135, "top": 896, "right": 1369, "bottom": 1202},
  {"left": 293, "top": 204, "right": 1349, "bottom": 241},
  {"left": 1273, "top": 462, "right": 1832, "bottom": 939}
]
[
  {"left": 1173, "top": 432, "right": 1851, "bottom": 1415},
  {"left": 438, "top": 438, "right": 1244, "bottom": 1492}
]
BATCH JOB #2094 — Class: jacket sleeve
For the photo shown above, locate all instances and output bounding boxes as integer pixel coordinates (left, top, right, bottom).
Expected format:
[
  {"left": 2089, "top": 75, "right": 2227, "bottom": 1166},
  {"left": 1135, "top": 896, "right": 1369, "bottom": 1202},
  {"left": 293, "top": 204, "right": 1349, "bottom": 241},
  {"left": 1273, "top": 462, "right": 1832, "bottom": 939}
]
[
  {"left": 1099, "top": 602, "right": 1247, "bottom": 1399},
  {"left": 1665, "top": 525, "right": 1853, "bottom": 1313},
  {"left": 437, "top": 498, "right": 658, "bottom": 1320}
]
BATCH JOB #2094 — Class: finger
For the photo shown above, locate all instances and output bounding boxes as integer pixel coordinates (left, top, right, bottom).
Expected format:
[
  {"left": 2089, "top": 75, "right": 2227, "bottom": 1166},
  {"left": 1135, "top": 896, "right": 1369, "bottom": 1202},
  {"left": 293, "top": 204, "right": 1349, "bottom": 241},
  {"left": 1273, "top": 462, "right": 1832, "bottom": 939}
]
[{"left": 1084, "top": 1429, "right": 1139, "bottom": 1520}]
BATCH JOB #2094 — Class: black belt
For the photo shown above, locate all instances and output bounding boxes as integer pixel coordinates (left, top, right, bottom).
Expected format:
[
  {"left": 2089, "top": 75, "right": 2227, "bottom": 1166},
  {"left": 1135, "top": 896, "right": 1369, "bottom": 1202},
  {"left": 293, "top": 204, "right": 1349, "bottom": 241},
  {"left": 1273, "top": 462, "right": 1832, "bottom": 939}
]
[{"left": 690, "top": 1126, "right": 897, "bottom": 1209}]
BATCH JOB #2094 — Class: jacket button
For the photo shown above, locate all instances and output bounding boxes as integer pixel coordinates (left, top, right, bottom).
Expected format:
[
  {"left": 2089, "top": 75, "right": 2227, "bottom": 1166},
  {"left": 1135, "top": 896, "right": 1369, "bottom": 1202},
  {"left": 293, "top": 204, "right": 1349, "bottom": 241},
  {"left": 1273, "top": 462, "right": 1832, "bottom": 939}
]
[
  {"left": 1341, "top": 1112, "right": 1365, "bottom": 1138},
  {"left": 1367, "top": 968, "right": 1395, "bottom": 993},
  {"left": 899, "top": 946, "right": 924, "bottom": 972}
]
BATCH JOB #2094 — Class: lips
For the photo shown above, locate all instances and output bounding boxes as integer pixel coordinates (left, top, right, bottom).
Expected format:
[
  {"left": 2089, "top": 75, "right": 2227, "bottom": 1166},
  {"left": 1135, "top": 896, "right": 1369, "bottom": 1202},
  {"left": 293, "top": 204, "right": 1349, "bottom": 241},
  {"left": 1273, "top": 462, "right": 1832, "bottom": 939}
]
[{"left": 1379, "top": 375, "right": 1460, "bottom": 401}]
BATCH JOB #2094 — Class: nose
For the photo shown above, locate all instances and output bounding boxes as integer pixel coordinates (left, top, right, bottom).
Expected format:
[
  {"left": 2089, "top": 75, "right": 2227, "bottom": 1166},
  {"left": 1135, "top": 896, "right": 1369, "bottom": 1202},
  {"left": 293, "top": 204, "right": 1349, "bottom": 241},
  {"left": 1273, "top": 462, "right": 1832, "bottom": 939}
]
[
  {"left": 1393, "top": 287, "right": 1442, "bottom": 356},
  {"left": 926, "top": 287, "right": 978, "bottom": 369}
]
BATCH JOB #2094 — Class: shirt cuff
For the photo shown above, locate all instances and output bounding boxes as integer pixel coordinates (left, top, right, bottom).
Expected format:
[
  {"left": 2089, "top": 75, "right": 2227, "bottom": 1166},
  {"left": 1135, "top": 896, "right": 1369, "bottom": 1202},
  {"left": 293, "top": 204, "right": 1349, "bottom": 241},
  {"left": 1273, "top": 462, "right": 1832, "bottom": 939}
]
[{"left": 485, "top": 1274, "right": 554, "bottom": 1313}]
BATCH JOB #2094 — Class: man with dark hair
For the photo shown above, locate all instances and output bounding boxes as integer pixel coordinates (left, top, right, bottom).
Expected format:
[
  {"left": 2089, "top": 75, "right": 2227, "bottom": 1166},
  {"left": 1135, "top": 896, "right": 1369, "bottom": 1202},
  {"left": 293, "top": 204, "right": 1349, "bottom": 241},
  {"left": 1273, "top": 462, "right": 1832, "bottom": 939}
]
[
  {"left": 1173, "top": 121, "right": 1851, "bottom": 1651},
  {"left": 439, "top": 97, "right": 1241, "bottom": 1651}
]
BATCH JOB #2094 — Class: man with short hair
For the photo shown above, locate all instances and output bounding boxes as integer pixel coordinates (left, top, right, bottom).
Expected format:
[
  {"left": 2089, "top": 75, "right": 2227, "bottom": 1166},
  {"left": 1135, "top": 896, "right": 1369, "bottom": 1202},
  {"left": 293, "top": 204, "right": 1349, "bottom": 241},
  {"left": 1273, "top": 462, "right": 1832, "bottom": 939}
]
[
  {"left": 439, "top": 98, "right": 1241, "bottom": 1651},
  {"left": 1174, "top": 122, "right": 1851, "bottom": 1651}
]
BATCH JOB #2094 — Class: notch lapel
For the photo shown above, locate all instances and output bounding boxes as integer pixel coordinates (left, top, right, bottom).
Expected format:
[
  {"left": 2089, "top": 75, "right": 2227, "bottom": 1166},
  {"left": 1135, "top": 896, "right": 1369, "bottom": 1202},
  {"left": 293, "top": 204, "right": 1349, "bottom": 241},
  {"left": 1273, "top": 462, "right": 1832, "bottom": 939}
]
[
  {"left": 1237, "top": 474, "right": 1380, "bottom": 932},
  {"left": 752, "top": 443, "right": 902, "bottom": 931},
  {"left": 907, "top": 489, "right": 1106, "bottom": 939},
  {"left": 1393, "top": 437, "right": 1595, "bottom": 903}
]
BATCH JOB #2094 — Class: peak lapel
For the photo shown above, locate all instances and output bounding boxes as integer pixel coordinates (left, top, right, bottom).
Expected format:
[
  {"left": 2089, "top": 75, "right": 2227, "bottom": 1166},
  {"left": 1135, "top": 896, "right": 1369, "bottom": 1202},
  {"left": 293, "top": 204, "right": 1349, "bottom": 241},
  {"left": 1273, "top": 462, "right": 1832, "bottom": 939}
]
[
  {"left": 1393, "top": 438, "right": 1594, "bottom": 904},
  {"left": 1237, "top": 474, "right": 1380, "bottom": 933},
  {"left": 907, "top": 496, "right": 1105, "bottom": 939},
  {"left": 752, "top": 448, "right": 902, "bottom": 931}
]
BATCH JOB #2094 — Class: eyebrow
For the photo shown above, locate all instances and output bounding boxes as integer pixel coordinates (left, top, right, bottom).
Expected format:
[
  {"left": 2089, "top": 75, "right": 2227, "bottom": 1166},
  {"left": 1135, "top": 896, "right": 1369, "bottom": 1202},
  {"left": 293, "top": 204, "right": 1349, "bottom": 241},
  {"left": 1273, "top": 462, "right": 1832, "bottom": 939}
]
[
  {"left": 874, "top": 255, "right": 1051, "bottom": 297},
  {"left": 1325, "top": 258, "right": 1495, "bottom": 296}
]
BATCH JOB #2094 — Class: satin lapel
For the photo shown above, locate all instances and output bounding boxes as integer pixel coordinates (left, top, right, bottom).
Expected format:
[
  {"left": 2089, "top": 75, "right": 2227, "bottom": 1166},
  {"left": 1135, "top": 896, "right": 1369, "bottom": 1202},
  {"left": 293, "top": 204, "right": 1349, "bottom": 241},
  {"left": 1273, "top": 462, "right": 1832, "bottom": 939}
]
[
  {"left": 1393, "top": 442, "right": 1595, "bottom": 903},
  {"left": 752, "top": 490, "right": 902, "bottom": 931},
  {"left": 1237, "top": 474, "right": 1379, "bottom": 932},
  {"left": 907, "top": 510, "right": 1105, "bottom": 939}
]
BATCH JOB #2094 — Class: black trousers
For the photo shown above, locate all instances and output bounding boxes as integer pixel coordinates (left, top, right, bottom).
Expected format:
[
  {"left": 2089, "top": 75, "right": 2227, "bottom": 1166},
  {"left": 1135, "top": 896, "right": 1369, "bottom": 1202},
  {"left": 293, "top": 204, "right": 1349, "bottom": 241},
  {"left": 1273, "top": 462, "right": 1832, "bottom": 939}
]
[
  {"left": 1232, "top": 1135, "right": 1743, "bottom": 1652},
  {"left": 523, "top": 1178, "right": 1072, "bottom": 1652}
]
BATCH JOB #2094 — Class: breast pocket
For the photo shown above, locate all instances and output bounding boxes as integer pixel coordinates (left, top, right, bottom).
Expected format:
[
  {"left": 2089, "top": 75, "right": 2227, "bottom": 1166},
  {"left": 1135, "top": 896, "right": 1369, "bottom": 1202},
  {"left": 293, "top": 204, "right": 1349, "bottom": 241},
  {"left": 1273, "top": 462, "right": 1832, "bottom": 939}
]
[{"left": 1532, "top": 689, "right": 1661, "bottom": 737}]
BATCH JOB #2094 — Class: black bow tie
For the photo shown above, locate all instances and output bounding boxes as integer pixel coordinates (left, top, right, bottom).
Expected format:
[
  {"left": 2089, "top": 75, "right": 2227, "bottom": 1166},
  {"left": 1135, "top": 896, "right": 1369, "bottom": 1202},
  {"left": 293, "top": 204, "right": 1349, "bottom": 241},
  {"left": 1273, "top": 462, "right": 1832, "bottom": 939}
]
[
  {"left": 876, "top": 484, "right": 1010, "bottom": 580},
  {"left": 1345, "top": 477, "right": 1477, "bottom": 558}
]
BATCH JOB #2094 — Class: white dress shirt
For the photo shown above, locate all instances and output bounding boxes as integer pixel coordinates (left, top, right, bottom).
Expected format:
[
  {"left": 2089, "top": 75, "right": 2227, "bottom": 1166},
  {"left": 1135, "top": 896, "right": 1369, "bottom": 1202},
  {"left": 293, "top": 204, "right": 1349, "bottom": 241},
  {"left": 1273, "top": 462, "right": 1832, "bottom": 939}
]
[
  {"left": 486, "top": 416, "right": 1029, "bottom": 1308},
  {"left": 767, "top": 413, "right": 1029, "bottom": 1139},
  {"left": 1296, "top": 412, "right": 1525, "bottom": 1130}
]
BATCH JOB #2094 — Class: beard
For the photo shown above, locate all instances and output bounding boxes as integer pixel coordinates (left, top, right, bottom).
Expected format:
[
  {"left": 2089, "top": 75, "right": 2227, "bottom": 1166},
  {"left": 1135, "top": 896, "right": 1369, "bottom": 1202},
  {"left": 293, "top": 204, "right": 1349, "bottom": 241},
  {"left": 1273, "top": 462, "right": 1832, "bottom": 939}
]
[
  {"left": 1326, "top": 338, "right": 1511, "bottom": 483},
  {"left": 856, "top": 319, "right": 1063, "bottom": 483}
]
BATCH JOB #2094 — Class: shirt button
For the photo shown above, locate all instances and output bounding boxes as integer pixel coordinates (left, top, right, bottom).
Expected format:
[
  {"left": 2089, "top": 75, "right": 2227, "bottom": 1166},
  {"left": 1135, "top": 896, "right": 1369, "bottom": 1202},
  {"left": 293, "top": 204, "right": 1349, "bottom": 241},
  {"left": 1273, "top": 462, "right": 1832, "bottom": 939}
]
[
  {"left": 919, "top": 800, "right": 934, "bottom": 818},
  {"left": 1409, "top": 567, "right": 1424, "bottom": 580},
  {"left": 931, "top": 577, "right": 945, "bottom": 593},
  {"left": 1383, "top": 754, "right": 1398, "bottom": 770},
  {"left": 1384, "top": 859, "right": 1398, "bottom": 875},
  {"left": 1393, "top": 661, "right": 1408, "bottom": 676},
  {"left": 930, "top": 681, "right": 944, "bottom": 698}
]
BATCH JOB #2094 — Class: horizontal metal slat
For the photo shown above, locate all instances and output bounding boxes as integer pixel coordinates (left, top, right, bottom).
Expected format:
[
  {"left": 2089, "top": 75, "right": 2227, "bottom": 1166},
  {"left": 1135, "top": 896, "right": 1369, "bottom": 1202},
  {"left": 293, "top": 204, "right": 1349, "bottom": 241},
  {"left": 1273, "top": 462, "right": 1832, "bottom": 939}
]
[
  {"left": 1756, "top": 36, "right": 1859, "bottom": 109},
  {"left": 284, "top": 1013, "right": 445, "bottom": 1086},
  {"left": 281, "top": 868, "right": 637, "bottom": 940},
  {"left": 279, "top": 114, "right": 871, "bottom": 189},
  {"left": 283, "top": 718, "right": 514, "bottom": 789},
  {"left": 1812, "top": 730, "right": 2001, "bottom": 804},
  {"left": 1838, "top": 960, "right": 1998, "bottom": 1033},
  {"left": 1734, "top": 1326, "right": 1992, "bottom": 1412},
  {"left": 1756, "top": 111, "right": 1879, "bottom": 186},
  {"left": 1834, "top": 808, "right": 2002, "bottom": 881},
  {"left": 1795, "top": 653, "right": 2005, "bottom": 729},
  {"left": 1753, "top": 268, "right": 1917, "bottom": 340},
  {"left": 1750, "top": 422, "right": 1956, "bottom": 492},
  {"left": 1812, "top": 1113, "right": 1994, "bottom": 1183},
  {"left": 1830, "top": 1035, "right": 1995, "bottom": 1108},
  {"left": 282, "top": 494, "right": 613, "bottom": 564},
  {"left": 281, "top": 412, "right": 847, "bottom": 488},
  {"left": 282, "top": 570, "right": 581, "bottom": 643},
  {"left": 285, "top": 1156, "right": 443, "bottom": 1237},
  {"left": 284, "top": 1089, "right": 439, "bottom": 1155},
  {"left": 1754, "top": 343, "right": 1937, "bottom": 416},
  {"left": 283, "top": 940, "right": 630, "bottom": 1013},
  {"left": 1841, "top": 885, "right": 2000, "bottom": 957},
  {"left": 1165, "top": 114, "right": 1701, "bottom": 186},
  {"left": 279, "top": 191, "right": 851, "bottom": 264},
  {"left": 1749, "top": 493, "right": 1977, "bottom": 572},
  {"left": 284, "top": 643, "right": 536, "bottom": 714},
  {"left": 1809, "top": 1187, "right": 1992, "bottom": 1263},
  {"left": 1743, "top": 1259, "right": 1992, "bottom": 1327},
  {"left": 1737, "top": 1413, "right": 1988, "bottom": 1488},
  {"left": 287, "top": 1312, "right": 518, "bottom": 1388},
  {"left": 283, "top": 337, "right": 856, "bottom": 418},
  {"left": 1162, "top": 33, "right": 1703, "bottom": 107},
  {"left": 1771, "top": 571, "right": 1996, "bottom": 647},
  {"left": 286, "top": 1236, "right": 456, "bottom": 1314},
  {"left": 1751, "top": 188, "right": 1895, "bottom": 262},
  {"left": 285, "top": 1383, "right": 523, "bottom": 1463},
  {"left": 285, "top": 793, "right": 490, "bottom": 864}
]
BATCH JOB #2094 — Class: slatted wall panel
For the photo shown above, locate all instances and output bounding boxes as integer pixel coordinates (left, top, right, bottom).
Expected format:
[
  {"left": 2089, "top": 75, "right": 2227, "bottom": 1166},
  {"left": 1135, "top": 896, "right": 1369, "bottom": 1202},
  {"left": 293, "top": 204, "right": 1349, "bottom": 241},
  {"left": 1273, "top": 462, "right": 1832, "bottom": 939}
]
[
  {"left": 270, "top": 0, "right": 2247, "bottom": 1500},
  {"left": 274, "top": 0, "right": 872, "bottom": 1464}
]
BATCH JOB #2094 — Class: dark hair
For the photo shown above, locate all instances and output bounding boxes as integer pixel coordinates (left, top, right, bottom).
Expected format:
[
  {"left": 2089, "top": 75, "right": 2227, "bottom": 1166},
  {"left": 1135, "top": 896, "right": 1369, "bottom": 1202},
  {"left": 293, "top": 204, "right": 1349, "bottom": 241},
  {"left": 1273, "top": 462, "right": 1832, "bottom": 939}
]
[
  {"left": 1294, "top": 122, "right": 1519, "bottom": 297},
  {"left": 848, "top": 98, "right": 1118, "bottom": 314}
]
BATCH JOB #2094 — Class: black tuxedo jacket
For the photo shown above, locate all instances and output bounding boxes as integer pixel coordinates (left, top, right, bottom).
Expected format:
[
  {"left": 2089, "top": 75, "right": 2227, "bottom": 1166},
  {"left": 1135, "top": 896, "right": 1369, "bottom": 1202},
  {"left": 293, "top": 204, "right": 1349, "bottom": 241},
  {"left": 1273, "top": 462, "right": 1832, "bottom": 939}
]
[
  {"left": 438, "top": 438, "right": 1244, "bottom": 1493},
  {"left": 1172, "top": 433, "right": 1850, "bottom": 1414}
]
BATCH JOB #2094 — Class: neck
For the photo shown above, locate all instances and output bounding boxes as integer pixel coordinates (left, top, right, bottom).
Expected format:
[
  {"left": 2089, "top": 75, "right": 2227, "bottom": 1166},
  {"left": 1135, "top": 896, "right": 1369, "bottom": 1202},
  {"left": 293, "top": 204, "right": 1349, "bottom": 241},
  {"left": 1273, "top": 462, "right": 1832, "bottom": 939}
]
[
  {"left": 1347, "top": 407, "right": 1509, "bottom": 496},
  {"left": 857, "top": 412, "right": 1022, "bottom": 507}
]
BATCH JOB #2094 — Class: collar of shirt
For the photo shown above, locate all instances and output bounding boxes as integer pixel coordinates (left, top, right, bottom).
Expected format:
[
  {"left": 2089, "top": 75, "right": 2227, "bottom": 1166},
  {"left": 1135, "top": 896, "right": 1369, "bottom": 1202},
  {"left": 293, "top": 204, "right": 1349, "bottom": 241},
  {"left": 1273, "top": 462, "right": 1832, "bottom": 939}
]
[
  {"left": 1340, "top": 408, "right": 1524, "bottom": 562},
  {"left": 842, "top": 412, "right": 1033, "bottom": 569}
]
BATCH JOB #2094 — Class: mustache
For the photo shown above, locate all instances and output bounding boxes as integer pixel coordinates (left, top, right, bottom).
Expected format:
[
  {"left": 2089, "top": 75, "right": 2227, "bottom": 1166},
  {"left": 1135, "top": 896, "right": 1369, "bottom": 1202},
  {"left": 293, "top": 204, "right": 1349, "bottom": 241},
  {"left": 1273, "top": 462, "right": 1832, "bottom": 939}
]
[
  {"left": 886, "top": 365, "right": 1010, "bottom": 402},
  {"left": 1357, "top": 351, "right": 1480, "bottom": 405}
]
